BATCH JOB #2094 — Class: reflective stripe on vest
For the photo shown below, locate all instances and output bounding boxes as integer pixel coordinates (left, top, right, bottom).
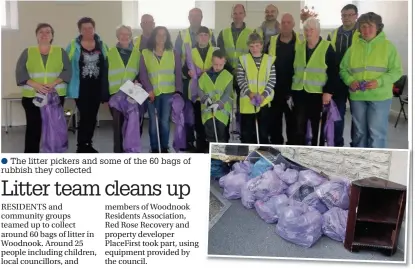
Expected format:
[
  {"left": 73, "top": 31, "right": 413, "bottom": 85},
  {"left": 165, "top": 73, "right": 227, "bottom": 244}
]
[
  {"left": 198, "top": 71, "right": 233, "bottom": 125},
  {"left": 329, "top": 29, "right": 360, "bottom": 51},
  {"left": 180, "top": 28, "right": 213, "bottom": 65},
  {"left": 239, "top": 53, "right": 275, "bottom": 114},
  {"left": 188, "top": 46, "right": 215, "bottom": 100},
  {"left": 348, "top": 38, "right": 389, "bottom": 98},
  {"left": 268, "top": 32, "right": 303, "bottom": 57},
  {"left": 24, "top": 46, "right": 66, "bottom": 97},
  {"left": 292, "top": 40, "right": 330, "bottom": 94},
  {"left": 142, "top": 49, "right": 176, "bottom": 96},
  {"left": 108, "top": 47, "right": 141, "bottom": 95},
  {"left": 223, "top": 27, "right": 252, "bottom": 68}
]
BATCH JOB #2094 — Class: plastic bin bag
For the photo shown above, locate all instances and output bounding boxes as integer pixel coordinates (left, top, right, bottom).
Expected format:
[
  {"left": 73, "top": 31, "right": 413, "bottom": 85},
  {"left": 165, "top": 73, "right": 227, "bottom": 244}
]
[
  {"left": 241, "top": 177, "right": 260, "bottom": 209},
  {"left": 211, "top": 159, "right": 229, "bottom": 181},
  {"left": 280, "top": 168, "right": 299, "bottom": 184},
  {"left": 316, "top": 179, "right": 350, "bottom": 210},
  {"left": 298, "top": 170, "right": 327, "bottom": 187},
  {"left": 273, "top": 163, "right": 286, "bottom": 176},
  {"left": 302, "top": 192, "right": 329, "bottom": 214},
  {"left": 322, "top": 207, "right": 348, "bottom": 242},
  {"left": 276, "top": 203, "right": 323, "bottom": 248},
  {"left": 253, "top": 170, "right": 288, "bottom": 201},
  {"left": 223, "top": 172, "right": 250, "bottom": 199},
  {"left": 254, "top": 194, "right": 288, "bottom": 223},
  {"left": 232, "top": 161, "right": 253, "bottom": 174},
  {"left": 286, "top": 181, "right": 315, "bottom": 201},
  {"left": 250, "top": 157, "right": 273, "bottom": 178}
]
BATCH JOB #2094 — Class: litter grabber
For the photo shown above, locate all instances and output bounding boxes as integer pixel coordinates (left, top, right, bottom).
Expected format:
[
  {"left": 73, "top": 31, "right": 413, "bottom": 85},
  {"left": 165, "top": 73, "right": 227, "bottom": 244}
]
[
  {"left": 251, "top": 94, "right": 261, "bottom": 144},
  {"left": 211, "top": 108, "right": 219, "bottom": 143},
  {"left": 154, "top": 107, "right": 162, "bottom": 153},
  {"left": 317, "top": 110, "right": 324, "bottom": 146}
]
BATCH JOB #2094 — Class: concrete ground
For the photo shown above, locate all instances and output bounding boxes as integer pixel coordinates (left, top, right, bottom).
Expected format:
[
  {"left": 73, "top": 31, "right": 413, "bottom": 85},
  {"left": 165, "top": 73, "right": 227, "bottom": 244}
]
[
  {"left": 208, "top": 179, "right": 405, "bottom": 262},
  {"left": 0, "top": 110, "right": 409, "bottom": 152}
]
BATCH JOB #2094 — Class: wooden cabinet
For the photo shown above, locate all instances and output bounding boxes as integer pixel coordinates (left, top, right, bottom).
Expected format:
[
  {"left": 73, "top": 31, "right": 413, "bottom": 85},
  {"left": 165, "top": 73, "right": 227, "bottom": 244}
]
[{"left": 344, "top": 177, "right": 406, "bottom": 256}]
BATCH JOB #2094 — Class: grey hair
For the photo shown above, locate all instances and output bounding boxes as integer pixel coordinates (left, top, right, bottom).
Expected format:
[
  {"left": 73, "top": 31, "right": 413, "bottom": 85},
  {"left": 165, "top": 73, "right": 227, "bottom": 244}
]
[
  {"left": 358, "top": 12, "right": 384, "bottom": 33},
  {"left": 247, "top": 32, "right": 263, "bottom": 45},
  {"left": 303, "top": 17, "right": 320, "bottom": 33},
  {"left": 116, "top": 25, "right": 132, "bottom": 39}
]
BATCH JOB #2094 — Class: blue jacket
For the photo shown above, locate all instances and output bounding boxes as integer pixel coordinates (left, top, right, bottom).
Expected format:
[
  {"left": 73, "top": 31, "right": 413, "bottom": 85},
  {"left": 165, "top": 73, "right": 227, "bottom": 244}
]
[{"left": 65, "top": 34, "right": 110, "bottom": 101}]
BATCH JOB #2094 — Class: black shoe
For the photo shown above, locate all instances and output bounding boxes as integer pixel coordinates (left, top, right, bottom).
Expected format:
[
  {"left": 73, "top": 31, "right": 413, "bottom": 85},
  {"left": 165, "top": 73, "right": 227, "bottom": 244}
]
[
  {"left": 161, "top": 148, "right": 169, "bottom": 153},
  {"left": 76, "top": 143, "right": 98, "bottom": 153},
  {"left": 86, "top": 144, "right": 98, "bottom": 153},
  {"left": 151, "top": 149, "right": 160, "bottom": 153}
]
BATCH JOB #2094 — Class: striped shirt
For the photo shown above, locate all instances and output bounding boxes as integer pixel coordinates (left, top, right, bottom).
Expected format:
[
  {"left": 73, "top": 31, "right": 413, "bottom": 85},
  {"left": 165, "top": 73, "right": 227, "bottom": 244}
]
[{"left": 236, "top": 54, "right": 276, "bottom": 97}]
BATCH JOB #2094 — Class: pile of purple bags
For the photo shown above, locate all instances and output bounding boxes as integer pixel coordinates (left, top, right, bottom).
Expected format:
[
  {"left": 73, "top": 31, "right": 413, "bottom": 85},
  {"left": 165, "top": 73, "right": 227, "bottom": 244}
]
[{"left": 218, "top": 157, "right": 350, "bottom": 248}]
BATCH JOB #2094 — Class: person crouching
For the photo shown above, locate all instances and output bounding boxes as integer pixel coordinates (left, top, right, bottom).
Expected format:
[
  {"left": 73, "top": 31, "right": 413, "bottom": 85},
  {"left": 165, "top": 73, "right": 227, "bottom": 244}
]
[{"left": 197, "top": 50, "right": 233, "bottom": 152}]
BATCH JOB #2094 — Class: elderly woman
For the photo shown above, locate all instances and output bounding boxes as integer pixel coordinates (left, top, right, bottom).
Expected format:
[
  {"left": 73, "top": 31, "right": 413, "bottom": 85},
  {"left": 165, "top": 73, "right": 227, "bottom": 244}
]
[
  {"left": 66, "top": 17, "right": 109, "bottom": 153},
  {"left": 140, "top": 26, "right": 183, "bottom": 153},
  {"left": 107, "top": 25, "right": 141, "bottom": 153},
  {"left": 15, "top": 23, "right": 72, "bottom": 153},
  {"left": 291, "top": 17, "right": 339, "bottom": 146},
  {"left": 236, "top": 32, "right": 276, "bottom": 144},
  {"left": 340, "top": 13, "right": 402, "bottom": 148}
]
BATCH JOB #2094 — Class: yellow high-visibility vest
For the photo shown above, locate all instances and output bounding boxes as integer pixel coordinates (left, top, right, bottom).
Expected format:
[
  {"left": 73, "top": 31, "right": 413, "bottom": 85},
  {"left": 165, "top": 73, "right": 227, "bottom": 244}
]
[
  {"left": 267, "top": 32, "right": 303, "bottom": 57},
  {"left": 222, "top": 27, "right": 253, "bottom": 68}
]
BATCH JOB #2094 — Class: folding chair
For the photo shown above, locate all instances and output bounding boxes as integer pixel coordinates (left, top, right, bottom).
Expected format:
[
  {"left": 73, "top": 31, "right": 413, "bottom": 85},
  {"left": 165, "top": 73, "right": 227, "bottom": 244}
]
[{"left": 393, "top": 75, "right": 408, "bottom": 128}]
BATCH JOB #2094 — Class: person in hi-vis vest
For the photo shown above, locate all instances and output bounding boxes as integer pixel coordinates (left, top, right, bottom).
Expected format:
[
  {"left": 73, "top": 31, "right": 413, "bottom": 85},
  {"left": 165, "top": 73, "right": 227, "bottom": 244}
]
[
  {"left": 15, "top": 23, "right": 72, "bottom": 153},
  {"left": 107, "top": 25, "right": 141, "bottom": 153},
  {"left": 183, "top": 26, "right": 217, "bottom": 153},
  {"left": 291, "top": 17, "right": 340, "bottom": 146},
  {"left": 265, "top": 13, "right": 301, "bottom": 145},
  {"left": 340, "top": 13, "right": 403, "bottom": 148},
  {"left": 139, "top": 26, "right": 183, "bottom": 153},
  {"left": 197, "top": 50, "right": 233, "bottom": 152},
  {"left": 236, "top": 33, "right": 276, "bottom": 144},
  {"left": 327, "top": 4, "right": 360, "bottom": 147},
  {"left": 66, "top": 17, "right": 110, "bottom": 153}
]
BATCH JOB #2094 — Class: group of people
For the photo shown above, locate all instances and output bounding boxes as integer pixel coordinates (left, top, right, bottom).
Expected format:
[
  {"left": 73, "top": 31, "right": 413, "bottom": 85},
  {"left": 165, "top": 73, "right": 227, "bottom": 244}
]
[{"left": 15, "top": 3, "right": 403, "bottom": 154}]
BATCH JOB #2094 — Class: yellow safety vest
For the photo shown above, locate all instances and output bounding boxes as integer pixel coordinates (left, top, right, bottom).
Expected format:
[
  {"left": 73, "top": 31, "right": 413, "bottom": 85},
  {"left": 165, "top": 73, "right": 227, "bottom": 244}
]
[
  {"left": 24, "top": 46, "right": 67, "bottom": 97},
  {"left": 133, "top": 35, "right": 142, "bottom": 51},
  {"left": 292, "top": 40, "right": 330, "bottom": 94},
  {"left": 267, "top": 32, "right": 303, "bottom": 57},
  {"left": 142, "top": 49, "right": 176, "bottom": 96},
  {"left": 107, "top": 47, "right": 141, "bottom": 95},
  {"left": 198, "top": 70, "right": 233, "bottom": 125},
  {"left": 188, "top": 46, "right": 215, "bottom": 100},
  {"left": 222, "top": 27, "right": 253, "bottom": 68},
  {"left": 180, "top": 28, "right": 213, "bottom": 65},
  {"left": 348, "top": 38, "right": 391, "bottom": 100},
  {"left": 239, "top": 53, "right": 275, "bottom": 114},
  {"left": 328, "top": 28, "right": 360, "bottom": 51}
]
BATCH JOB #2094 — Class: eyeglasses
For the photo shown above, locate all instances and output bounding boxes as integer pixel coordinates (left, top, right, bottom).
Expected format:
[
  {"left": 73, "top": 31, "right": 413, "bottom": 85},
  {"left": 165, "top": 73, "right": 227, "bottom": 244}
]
[{"left": 341, "top": 13, "right": 356, "bottom": 18}]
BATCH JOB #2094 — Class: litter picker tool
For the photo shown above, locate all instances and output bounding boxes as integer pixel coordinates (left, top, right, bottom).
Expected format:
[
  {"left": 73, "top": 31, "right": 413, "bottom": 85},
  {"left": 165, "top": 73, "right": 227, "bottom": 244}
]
[
  {"left": 254, "top": 105, "right": 260, "bottom": 144},
  {"left": 212, "top": 108, "right": 219, "bottom": 143},
  {"left": 154, "top": 107, "right": 161, "bottom": 153}
]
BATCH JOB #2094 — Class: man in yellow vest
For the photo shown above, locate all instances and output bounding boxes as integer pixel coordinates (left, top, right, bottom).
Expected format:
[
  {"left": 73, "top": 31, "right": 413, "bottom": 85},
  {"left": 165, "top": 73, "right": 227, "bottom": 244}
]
[
  {"left": 265, "top": 13, "right": 300, "bottom": 145},
  {"left": 198, "top": 50, "right": 233, "bottom": 152},
  {"left": 236, "top": 33, "right": 276, "bottom": 144},
  {"left": 133, "top": 14, "right": 155, "bottom": 52},
  {"left": 182, "top": 26, "right": 217, "bottom": 153},
  {"left": 327, "top": 4, "right": 359, "bottom": 147},
  {"left": 291, "top": 17, "right": 340, "bottom": 146},
  {"left": 108, "top": 25, "right": 141, "bottom": 153},
  {"left": 217, "top": 3, "right": 253, "bottom": 139}
]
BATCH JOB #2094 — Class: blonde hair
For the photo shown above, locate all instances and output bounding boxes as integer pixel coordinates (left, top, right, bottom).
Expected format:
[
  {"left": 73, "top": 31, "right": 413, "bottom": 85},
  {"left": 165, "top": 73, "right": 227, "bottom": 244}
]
[
  {"left": 303, "top": 17, "right": 320, "bottom": 33},
  {"left": 116, "top": 25, "right": 133, "bottom": 39}
]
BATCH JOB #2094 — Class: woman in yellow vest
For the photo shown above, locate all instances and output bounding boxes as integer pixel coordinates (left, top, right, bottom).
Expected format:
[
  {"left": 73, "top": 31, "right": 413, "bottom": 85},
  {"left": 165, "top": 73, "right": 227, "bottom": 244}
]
[
  {"left": 236, "top": 33, "right": 276, "bottom": 144},
  {"left": 139, "top": 26, "right": 183, "bottom": 153},
  {"left": 15, "top": 23, "right": 72, "bottom": 153},
  {"left": 107, "top": 25, "right": 141, "bottom": 153},
  {"left": 291, "top": 17, "right": 339, "bottom": 146},
  {"left": 340, "top": 13, "right": 403, "bottom": 148},
  {"left": 198, "top": 50, "right": 233, "bottom": 152}
]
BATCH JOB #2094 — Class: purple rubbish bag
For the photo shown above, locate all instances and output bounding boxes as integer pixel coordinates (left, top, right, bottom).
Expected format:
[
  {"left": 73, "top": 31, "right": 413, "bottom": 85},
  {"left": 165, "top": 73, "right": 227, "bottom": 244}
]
[
  {"left": 184, "top": 99, "right": 195, "bottom": 126},
  {"left": 305, "top": 120, "right": 313, "bottom": 145},
  {"left": 171, "top": 94, "right": 187, "bottom": 152},
  {"left": 241, "top": 177, "right": 261, "bottom": 209},
  {"left": 322, "top": 207, "right": 348, "bottom": 242},
  {"left": 273, "top": 163, "right": 286, "bottom": 176},
  {"left": 219, "top": 171, "right": 233, "bottom": 188},
  {"left": 316, "top": 179, "right": 350, "bottom": 210},
  {"left": 324, "top": 102, "right": 341, "bottom": 147},
  {"left": 232, "top": 161, "right": 253, "bottom": 174},
  {"left": 298, "top": 170, "right": 327, "bottom": 187},
  {"left": 109, "top": 91, "right": 141, "bottom": 153},
  {"left": 253, "top": 170, "right": 288, "bottom": 202},
  {"left": 302, "top": 192, "right": 329, "bottom": 214},
  {"left": 280, "top": 168, "right": 299, "bottom": 184},
  {"left": 254, "top": 194, "right": 288, "bottom": 223},
  {"left": 40, "top": 90, "right": 68, "bottom": 153},
  {"left": 223, "top": 172, "right": 250, "bottom": 199},
  {"left": 276, "top": 203, "right": 323, "bottom": 248},
  {"left": 286, "top": 181, "right": 316, "bottom": 202}
]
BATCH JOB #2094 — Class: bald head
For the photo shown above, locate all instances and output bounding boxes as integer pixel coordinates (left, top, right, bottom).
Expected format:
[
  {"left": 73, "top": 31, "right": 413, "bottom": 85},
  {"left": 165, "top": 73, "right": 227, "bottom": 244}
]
[
  {"left": 140, "top": 14, "right": 155, "bottom": 35},
  {"left": 265, "top": 4, "right": 278, "bottom": 21},
  {"left": 280, "top": 13, "right": 295, "bottom": 34},
  {"left": 232, "top": 4, "right": 246, "bottom": 24},
  {"left": 189, "top": 8, "right": 203, "bottom": 27}
]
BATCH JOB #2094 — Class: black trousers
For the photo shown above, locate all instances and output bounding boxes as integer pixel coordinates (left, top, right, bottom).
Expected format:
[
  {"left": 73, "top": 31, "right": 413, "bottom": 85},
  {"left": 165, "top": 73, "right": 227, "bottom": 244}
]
[
  {"left": 22, "top": 96, "right": 65, "bottom": 153},
  {"left": 192, "top": 101, "right": 207, "bottom": 152},
  {"left": 269, "top": 94, "right": 295, "bottom": 145},
  {"left": 240, "top": 106, "right": 270, "bottom": 144},
  {"left": 75, "top": 87, "right": 101, "bottom": 146},
  {"left": 109, "top": 107, "right": 124, "bottom": 153},
  {"left": 292, "top": 91, "right": 324, "bottom": 146}
]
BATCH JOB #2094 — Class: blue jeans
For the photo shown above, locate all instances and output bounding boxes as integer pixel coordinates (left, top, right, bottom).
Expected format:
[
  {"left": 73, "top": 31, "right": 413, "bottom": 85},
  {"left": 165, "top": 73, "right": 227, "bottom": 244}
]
[
  {"left": 147, "top": 93, "right": 173, "bottom": 151},
  {"left": 350, "top": 99, "right": 392, "bottom": 148},
  {"left": 333, "top": 97, "right": 346, "bottom": 147}
]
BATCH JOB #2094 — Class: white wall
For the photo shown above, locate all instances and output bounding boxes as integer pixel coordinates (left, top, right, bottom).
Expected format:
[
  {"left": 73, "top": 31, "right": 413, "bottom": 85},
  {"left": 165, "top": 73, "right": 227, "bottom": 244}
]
[{"left": 1, "top": 1, "right": 409, "bottom": 127}]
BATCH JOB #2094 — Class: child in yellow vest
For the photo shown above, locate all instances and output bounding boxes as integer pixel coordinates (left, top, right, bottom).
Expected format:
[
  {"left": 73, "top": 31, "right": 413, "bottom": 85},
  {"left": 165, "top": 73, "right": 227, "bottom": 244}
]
[{"left": 197, "top": 50, "right": 233, "bottom": 152}]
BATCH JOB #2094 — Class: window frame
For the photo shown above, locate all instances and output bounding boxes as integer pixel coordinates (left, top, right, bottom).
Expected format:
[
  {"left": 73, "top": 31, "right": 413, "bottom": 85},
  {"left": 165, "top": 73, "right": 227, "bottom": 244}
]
[{"left": 1, "top": 0, "right": 19, "bottom": 30}]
